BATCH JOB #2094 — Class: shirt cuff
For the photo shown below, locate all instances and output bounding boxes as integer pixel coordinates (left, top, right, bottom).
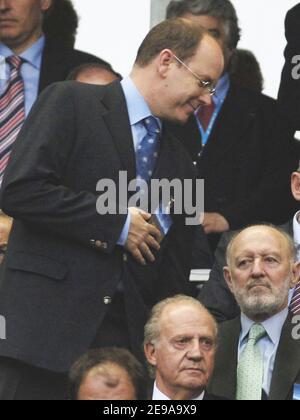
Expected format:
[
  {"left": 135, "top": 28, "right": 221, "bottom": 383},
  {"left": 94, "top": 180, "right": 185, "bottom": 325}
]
[{"left": 117, "top": 213, "right": 131, "bottom": 246}]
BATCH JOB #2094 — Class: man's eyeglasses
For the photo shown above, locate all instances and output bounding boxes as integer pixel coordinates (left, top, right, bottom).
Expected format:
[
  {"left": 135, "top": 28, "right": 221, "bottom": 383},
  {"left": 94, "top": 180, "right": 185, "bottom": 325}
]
[{"left": 173, "top": 54, "right": 216, "bottom": 96}]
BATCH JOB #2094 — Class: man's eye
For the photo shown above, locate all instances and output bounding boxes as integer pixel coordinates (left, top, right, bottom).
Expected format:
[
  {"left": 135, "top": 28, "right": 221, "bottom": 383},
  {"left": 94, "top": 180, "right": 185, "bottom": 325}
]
[
  {"left": 208, "top": 29, "right": 221, "bottom": 39},
  {"left": 200, "top": 339, "right": 214, "bottom": 350},
  {"left": 238, "top": 260, "right": 251, "bottom": 268},
  {"left": 265, "top": 257, "right": 278, "bottom": 265}
]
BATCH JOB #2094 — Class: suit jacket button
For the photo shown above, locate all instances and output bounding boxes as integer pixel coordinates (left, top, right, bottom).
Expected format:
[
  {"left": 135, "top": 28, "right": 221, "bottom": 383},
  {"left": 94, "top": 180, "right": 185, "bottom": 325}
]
[
  {"left": 103, "top": 296, "right": 112, "bottom": 305},
  {"left": 123, "top": 253, "right": 128, "bottom": 263},
  {"left": 90, "top": 239, "right": 96, "bottom": 246},
  {"left": 101, "top": 242, "right": 108, "bottom": 250},
  {"left": 95, "top": 240, "right": 103, "bottom": 249}
]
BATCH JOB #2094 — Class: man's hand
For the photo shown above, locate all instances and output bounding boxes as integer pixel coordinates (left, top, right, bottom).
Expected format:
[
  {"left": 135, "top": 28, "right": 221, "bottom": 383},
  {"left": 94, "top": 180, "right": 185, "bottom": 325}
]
[
  {"left": 0, "top": 214, "right": 13, "bottom": 264},
  {"left": 202, "top": 212, "right": 229, "bottom": 234},
  {"left": 125, "top": 208, "right": 162, "bottom": 266}
]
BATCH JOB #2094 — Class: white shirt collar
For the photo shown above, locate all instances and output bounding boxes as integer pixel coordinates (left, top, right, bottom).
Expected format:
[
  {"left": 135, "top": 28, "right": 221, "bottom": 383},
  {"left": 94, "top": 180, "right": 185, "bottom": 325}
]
[
  {"left": 152, "top": 381, "right": 205, "bottom": 401},
  {"left": 293, "top": 211, "right": 300, "bottom": 248},
  {"left": 240, "top": 307, "right": 288, "bottom": 346}
]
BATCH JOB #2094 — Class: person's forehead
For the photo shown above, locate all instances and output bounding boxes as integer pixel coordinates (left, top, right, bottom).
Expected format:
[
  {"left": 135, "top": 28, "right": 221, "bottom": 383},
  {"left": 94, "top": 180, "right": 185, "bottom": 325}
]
[
  {"left": 161, "top": 304, "right": 215, "bottom": 336},
  {"left": 231, "top": 227, "right": 288, "bottom": 257},
  {"left": 187, "top": 35, "right": 224, "bottom": 79}
]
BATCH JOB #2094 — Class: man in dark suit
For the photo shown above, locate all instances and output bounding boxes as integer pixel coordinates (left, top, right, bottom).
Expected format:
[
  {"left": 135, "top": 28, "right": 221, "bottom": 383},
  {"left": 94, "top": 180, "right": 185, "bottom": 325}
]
[
  {"left": 200, "top": 165, "right": 300, "bottom": 323},
  {"left": 0, "top": 0, "right": 108, "bottom": 241},
  {"left": 278, "top": 3, "right": 300, "bottom": 132},
  {"left": 144, "top": 295, "right": 223, "bottom": 400},
  {"left": 0, "top": 18, "right": 224, "bottom": 400},
  {"left": 208, "top": 225, "right": 300, "bottom": 400},
  {"left": 166, "top": 0, "right": 298, "bottom": 255}
]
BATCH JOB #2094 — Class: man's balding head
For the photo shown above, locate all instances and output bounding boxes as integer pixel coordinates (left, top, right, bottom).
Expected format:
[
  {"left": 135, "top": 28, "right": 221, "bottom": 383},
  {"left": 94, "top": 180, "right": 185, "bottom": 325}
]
[{"left": 224, "top": 225, "right": 300, "bottom": 322}]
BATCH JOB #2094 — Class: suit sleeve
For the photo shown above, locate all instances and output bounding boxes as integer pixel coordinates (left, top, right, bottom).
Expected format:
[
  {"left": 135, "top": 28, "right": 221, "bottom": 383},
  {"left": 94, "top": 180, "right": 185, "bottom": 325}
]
[
  {"left": 0, "top": 83, "right": 127, "bottom": 254},
  {"left": 278, "top": 6, "right": 300, "bottom": 130}
]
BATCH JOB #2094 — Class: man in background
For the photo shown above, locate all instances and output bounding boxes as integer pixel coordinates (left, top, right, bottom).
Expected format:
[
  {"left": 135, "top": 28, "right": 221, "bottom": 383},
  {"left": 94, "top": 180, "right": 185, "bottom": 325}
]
[
  {"left": 0, "top": 0, "right": 110, "bottom": 241},
  {"left": 166, "top": 0, "right": 298, "bottom": 255},
  {"left": 209, "top": 225, "right": 300, "bottom": 400},
  {"left": 278, "top": 2, "right": 300, "bottom": 132}
]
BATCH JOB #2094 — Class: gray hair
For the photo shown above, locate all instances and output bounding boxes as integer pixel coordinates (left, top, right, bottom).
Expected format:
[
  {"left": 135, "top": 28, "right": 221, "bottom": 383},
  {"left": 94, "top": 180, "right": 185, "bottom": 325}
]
[
  {"left": 166, "top": 0, "right": 241, "bottom": 50},
  {"left": 144, "top": 295, "right": 218, "bottom": 347}
]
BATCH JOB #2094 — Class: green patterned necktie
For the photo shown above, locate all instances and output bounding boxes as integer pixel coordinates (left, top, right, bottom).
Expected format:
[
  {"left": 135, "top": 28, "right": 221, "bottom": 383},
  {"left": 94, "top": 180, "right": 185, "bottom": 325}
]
[{"left": 236, "top": 324, "right": 267, "bottom": 401}]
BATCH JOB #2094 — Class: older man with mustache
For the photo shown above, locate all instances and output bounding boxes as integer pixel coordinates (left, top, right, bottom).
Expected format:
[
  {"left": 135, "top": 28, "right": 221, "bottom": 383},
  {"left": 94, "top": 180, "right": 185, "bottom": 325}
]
[{"left": 208, "top": 225, "right": 300, "bottom": 400}]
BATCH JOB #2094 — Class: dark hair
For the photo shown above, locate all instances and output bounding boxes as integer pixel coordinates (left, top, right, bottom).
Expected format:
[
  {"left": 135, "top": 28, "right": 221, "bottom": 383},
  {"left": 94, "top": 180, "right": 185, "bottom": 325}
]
[
  {"left": 229, "top": 49, "right": 264, "bottom": 92},
  {"left": 67, "top": 63, "right": 122, "bottom": 81},
  {"left": 43, "top": 0, "right": 78, "bottom": 49},
  {"left": 68, "top": 348, "right": 147, "bottom": 400},
  {"left": 135, "top": 17, "right": 207, "bottom": 67},
  {"left": 166, "top": 0, "right": 241, "bottom": 50}
]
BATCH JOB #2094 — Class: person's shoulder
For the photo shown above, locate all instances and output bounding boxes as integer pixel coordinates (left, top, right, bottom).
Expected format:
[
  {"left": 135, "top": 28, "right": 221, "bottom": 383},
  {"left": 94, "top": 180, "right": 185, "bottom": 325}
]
[
  {"left": 230, "top": 84, "right": 276, "bottom": 109},
  {"left": 218, "top": 317, "right": 241, "bottom": 336},
  {"left": 38, "top": 80, "right": 114, "bottom": 108},
  {"left": 67, "top": 48, "right": 111, "bottom": 66},
  {"left": 286, "top": 3, "right": 300, "bottom": 23}
]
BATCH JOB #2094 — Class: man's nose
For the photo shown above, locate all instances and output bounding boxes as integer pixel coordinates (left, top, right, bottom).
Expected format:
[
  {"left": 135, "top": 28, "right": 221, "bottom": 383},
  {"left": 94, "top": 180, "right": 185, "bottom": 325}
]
[
  {"left": 251, "top": 258, "right": 265, "bottom": 277},
  {"left": 0, "top": 0, "right": 10, "bottom": 12},
  {"left": 198, "top": 91, "right": 213, "bottom": 107},
  {"left": 187, "top": 341, "right": 203, "bottom": 360}
]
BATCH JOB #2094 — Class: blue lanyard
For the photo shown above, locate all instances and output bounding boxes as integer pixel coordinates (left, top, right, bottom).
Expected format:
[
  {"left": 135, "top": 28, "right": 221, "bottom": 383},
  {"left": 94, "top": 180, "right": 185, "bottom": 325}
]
[{"left": 196, "top": 98, "right": 225, "bottom": 147}]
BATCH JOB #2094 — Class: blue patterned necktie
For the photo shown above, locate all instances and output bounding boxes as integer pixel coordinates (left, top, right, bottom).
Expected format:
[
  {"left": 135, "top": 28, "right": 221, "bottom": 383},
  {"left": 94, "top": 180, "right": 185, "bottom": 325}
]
[
  {"left": 136, "top": 117, "right": 173, "bottom": 235},
  {"left": 136, "top": 116, "right": 160, "bottom": 183}
]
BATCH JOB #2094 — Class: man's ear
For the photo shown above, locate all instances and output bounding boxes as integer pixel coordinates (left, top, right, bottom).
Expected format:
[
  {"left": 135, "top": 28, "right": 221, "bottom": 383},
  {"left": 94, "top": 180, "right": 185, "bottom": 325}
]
[
  {"left": 223, "top": 266, "right": 234, "bottom": 294},
  {"left": 41, "top": 0, "right": 53, "bottom": 13},
  {"left": 144, "top": 343, "right": 157, "bottom": 367},
  {"left": 291, "top": 172, "right": 300, "bottom": 201},
  {"left": 157, "top": 49, "right": 174, "bottom": 78},
  {"left": 291, "top": 261, "right": 300, "bottom": 289}
]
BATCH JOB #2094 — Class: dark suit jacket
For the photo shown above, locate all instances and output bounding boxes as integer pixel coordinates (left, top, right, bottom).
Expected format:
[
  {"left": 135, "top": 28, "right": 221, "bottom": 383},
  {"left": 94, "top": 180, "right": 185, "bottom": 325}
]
[
  {"left": 278, "top": 3, "right": 300, "bottom": 131},
  {"left": 199, "top": 220, "right": 293, "bottom": 323},
  {"left": 0, "top": 81, "right": 196, "bottom": 373},
  {"left": 208, "top": 314, "right": 300, "bottom": 400},
  {"left": 167, "top": 84, "right": 298, "bottom": 232}
]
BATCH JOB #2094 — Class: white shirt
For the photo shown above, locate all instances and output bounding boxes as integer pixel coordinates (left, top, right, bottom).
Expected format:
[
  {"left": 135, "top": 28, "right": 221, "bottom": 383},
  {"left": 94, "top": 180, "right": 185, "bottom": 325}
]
[
  {"left": 293, "top": 211, "right": 300, "bottom": 261},
  {"left": 152, "top": 382, "right": 205, "bottom": 401}
]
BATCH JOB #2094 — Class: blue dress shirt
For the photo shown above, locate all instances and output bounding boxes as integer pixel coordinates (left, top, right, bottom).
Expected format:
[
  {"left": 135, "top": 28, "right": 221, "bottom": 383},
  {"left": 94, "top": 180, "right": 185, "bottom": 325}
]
[
  {"left": 0, "top": 35, "right": 45, "bottom": 117},
  {"left": 117, "top": 76, "right": 162, "bottom": 245},
  {"left": 239, "top": 308, "right": 289, "bottom": 396}
]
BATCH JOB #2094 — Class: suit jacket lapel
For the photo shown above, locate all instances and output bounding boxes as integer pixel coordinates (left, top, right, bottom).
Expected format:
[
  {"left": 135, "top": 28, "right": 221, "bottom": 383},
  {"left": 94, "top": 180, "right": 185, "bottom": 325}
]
[
  {"left": 269, "top": 314, "right": 300, "bottom": 400},
  {"left": 101, "top": 82, "right": 136, "bottom": 182},
  {"left": 210, "top": 318, "right": 240, "bottom": 399},
  {"left": 200, "top": 85, "right": 257, "bottom": 167}
]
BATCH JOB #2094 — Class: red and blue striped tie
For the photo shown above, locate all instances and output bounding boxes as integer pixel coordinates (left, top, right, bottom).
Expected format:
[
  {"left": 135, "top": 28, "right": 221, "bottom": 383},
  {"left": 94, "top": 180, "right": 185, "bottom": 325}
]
[
  {"left": 0, "top": 56, "right": 25, "bottom": 186},
  {"left": 290, "top": 281, "right": 300, "bottom": 315}
]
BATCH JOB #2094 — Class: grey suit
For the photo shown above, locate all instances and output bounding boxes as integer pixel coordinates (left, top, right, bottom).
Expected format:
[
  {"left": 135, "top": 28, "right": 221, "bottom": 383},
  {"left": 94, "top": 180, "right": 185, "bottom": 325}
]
[
  {"left": 208, "top": 314, "right": 300, "bottom": 400},
  {"left": 199, "top": 221, "right": 294, "bottom": 323}
]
